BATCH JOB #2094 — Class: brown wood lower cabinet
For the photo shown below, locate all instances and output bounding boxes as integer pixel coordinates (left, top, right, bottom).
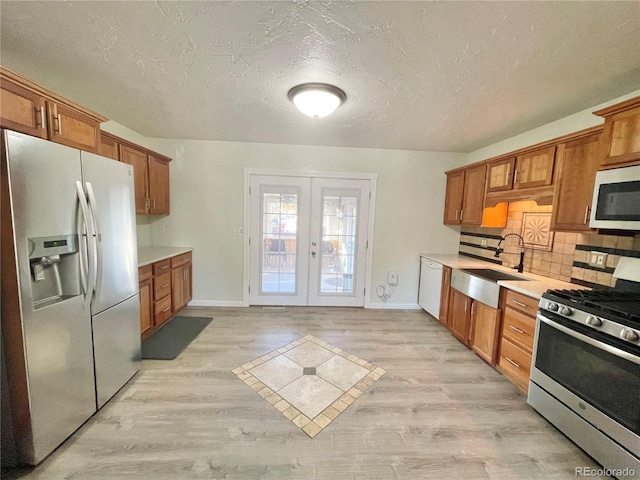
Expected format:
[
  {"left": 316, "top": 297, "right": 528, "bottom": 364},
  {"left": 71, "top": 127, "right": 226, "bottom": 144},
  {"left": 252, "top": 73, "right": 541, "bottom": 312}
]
[
  {"left": 440, "top": 275, "right": 537, "bottom": 391},
  {"left": 438, "top": 266, "right": 452, "bottom": 326},
  {"left": 138, "top": 265, "right": 153, "bottom": 336},
  {"left": 497, "top": 289, "right": 537, "bottom": 393},
  {"left": 138, "top": 251, "right": 193, "bottom": 339},
  {"left": 469, "top": 302, "right": 500, "bottom": 365},
  {"left": 448, "top": 289, "right": 472, "bottom": 344},
  {"left": 171, "top": 252, "right": 193, "bottom": 312}
]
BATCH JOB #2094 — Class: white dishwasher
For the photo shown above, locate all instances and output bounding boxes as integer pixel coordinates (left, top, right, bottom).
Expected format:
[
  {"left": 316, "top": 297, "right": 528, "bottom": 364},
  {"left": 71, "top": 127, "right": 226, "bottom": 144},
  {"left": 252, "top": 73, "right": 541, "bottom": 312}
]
[{"left": 418, "top": 258, "right": 443, "bottom": 318}]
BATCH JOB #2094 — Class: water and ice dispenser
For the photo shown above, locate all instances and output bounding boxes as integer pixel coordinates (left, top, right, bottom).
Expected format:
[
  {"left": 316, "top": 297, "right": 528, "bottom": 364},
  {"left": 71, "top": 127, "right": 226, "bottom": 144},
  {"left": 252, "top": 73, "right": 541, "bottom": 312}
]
[{"left": 28, "top": 235, "right": 82, "bottom": 309}]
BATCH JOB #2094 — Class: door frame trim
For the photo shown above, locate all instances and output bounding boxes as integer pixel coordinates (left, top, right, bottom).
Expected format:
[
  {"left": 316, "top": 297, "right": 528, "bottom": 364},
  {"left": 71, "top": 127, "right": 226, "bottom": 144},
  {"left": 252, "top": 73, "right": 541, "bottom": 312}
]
[{"left": 242, "top": 168, "right": 377, "bottom": 308}]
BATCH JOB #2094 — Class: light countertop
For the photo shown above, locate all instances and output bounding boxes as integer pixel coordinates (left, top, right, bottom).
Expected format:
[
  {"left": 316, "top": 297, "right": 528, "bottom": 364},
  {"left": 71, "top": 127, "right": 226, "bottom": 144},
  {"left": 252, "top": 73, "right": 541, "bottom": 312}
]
[
  {"left": 138, "top": 246, "right": 193, "bottom": 267},
  {"left": 420, "top": 253, "right": 587, "bottom": 299}
]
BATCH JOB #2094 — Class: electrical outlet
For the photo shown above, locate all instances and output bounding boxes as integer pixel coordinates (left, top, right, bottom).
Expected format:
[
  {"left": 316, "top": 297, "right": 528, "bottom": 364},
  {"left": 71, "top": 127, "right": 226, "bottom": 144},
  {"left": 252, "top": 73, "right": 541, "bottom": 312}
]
[
  {"left": 232, "top": 227, "right": 243, "bottom": 236},
  {"left": 158, "top": 225, "right": 166, "bottom": 233},
  {"left": 588, "top": 251, "right": 608, "bottom": 269},
  {"left": 481, "top": 239, "right": 488, "bottom": 247},
  {"left": 387, "top": 271, "right": 398, "bottom": 285}
]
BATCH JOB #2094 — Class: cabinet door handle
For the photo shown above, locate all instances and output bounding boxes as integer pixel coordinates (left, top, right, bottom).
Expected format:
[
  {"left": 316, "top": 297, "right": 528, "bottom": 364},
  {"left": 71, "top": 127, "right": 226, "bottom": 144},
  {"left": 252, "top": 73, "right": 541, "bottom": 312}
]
[
  {"left": 35, "top": 106, "right": 46, "bottom": 129},
  {"left": 460, "top": 209, "right": 464, "bottom": 221},
  {"left": 583, "top": 206, "right": 590, "bottom": 224},
  {"left": 505, "top": 357, "right": 520, "bottom": 369},
  {"left": 53, "top": 113, "right": 62, "bottom": 135},
  {"left": 162, "top": 283, "right": 170, "bottom": 288},
  {"left": 509, "top": 325, "right": 524, "bottom": 334},
  {"left": 505, "top": 169, "right": 511, "bottom": 184},
  {"left": 471, "top": 302, "right": 475, "bottom": 315},
  {"left": 512, "top": 300, "right": 528, "bottom": 308},
  {"left": 455, "top": 210, "right": 459, "bottom": 220},
  {"left": 161, "top": 265, "right": 169, "bottom": 270},
  {"left": 464, "top": 299, "right": 468, "bottom": 312},
  {"left": 162, "top": 306, "right": 170, "bottom": 313},
  {"left": 152, "top": 198, "right": 156, "bottom": 210},
  {"left": 513, "top": 170, "right": 518, "bottom": 183}
]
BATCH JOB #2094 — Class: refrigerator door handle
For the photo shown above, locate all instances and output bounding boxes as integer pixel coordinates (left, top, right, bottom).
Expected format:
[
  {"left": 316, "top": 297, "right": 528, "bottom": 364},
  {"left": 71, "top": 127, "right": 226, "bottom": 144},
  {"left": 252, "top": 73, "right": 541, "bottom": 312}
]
[
  {"left": 85, "top": 182, "right": 102, "bottom": 297},
  {"left": 76, "top": 181, "right": 95, "bottom": 309}
]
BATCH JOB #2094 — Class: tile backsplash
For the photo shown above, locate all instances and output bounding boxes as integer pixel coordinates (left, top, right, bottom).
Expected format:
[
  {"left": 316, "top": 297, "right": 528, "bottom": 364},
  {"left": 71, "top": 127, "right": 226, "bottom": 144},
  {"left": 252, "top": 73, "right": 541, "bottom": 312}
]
[{"left": 459, "top": 201, "right": 640, "bottom": 288}]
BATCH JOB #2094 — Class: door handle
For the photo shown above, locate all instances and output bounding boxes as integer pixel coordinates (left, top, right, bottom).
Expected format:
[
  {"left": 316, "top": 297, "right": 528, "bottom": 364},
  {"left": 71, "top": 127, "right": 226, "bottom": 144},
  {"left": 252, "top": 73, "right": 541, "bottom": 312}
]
[
  {"left": 311, "top": 251, "right": 316, "bottom": 258},
  {"left": 76, "top": 181, "right": 95, "bottom": 310},
  {"left": 85, "top": 182, "right": 101, "bottom": 297}
]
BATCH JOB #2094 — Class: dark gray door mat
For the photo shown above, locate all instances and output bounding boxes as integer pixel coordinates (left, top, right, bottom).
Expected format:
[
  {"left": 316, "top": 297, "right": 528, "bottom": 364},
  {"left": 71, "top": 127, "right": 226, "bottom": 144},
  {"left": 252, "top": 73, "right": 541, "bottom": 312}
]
[{"left": 141, "top": 316, "right": 212, "bottom": 360}]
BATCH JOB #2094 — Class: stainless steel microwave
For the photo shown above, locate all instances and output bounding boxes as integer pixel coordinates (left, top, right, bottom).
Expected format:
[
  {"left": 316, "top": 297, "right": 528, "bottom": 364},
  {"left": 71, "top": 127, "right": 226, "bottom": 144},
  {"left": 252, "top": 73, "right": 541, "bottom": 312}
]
[{"left": 590, "top": 164, "right": 640, "bottom": 230}]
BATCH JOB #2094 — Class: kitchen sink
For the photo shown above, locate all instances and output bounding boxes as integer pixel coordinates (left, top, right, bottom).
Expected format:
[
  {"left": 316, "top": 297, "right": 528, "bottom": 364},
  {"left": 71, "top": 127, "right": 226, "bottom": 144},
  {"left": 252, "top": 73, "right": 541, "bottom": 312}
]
[
  {"left": 462, "top": 268, "right": 530, "bottom": 283},
  {"left": 451, "top": 268, "right": 530, "bottom": 308}
]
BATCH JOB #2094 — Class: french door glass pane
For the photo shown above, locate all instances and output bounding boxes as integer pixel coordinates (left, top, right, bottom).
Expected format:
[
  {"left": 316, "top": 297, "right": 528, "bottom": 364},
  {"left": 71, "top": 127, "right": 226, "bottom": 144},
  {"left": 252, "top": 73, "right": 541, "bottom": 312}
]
[
  {"left": 261, "top": 193, "right": 297, "bottom": 294},
  {"left": 320, "top": 195, "right": 358, "bottom": 294}
]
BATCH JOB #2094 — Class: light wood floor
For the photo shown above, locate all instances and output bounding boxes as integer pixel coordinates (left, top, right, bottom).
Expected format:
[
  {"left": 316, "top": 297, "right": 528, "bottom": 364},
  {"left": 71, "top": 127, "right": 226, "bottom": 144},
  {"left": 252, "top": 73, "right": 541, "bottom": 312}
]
[{"left": 6, "top": 306, "right": 605, "bottom": 480}]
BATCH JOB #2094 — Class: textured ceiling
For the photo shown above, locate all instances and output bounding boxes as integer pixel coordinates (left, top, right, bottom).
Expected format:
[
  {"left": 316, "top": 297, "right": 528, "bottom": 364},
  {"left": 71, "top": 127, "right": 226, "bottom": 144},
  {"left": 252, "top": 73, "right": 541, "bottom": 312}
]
[{"left": 1, "top": 1, "right": 639, "bottom": 153}]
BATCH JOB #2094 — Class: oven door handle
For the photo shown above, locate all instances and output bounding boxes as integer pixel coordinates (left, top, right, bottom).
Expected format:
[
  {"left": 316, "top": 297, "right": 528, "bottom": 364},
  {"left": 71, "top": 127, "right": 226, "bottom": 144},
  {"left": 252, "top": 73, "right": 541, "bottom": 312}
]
[{"left": 537, "top": 314, "right": 640, "bottom": 365}]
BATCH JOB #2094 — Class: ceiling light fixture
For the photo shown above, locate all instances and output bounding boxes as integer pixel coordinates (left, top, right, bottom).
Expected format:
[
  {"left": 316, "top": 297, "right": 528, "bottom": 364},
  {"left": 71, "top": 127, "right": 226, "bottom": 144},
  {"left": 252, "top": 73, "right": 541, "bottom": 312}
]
[{"left": 288, "top": 83, "right": 346, "bottom": 119}]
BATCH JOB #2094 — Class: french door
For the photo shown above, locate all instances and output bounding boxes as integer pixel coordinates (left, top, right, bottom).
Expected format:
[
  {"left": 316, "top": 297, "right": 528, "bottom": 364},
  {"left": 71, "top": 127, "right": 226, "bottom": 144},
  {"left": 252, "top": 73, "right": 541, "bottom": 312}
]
[{"left": 249, "top": 175, "right": 371, "bottom": 306}]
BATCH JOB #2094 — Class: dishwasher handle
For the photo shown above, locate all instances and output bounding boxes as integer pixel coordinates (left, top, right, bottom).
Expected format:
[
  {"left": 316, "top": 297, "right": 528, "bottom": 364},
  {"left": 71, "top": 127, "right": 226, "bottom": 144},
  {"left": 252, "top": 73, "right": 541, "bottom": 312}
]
[{"left": 422, "top": 259, "right": 443, "bottom": 270}]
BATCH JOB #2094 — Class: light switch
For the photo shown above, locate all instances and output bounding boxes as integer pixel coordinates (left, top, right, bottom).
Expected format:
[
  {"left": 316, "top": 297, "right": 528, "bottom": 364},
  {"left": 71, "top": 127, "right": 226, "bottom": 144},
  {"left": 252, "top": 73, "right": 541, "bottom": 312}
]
[{"left": 387, "top": 271, "right": 398, "bottom": 285}]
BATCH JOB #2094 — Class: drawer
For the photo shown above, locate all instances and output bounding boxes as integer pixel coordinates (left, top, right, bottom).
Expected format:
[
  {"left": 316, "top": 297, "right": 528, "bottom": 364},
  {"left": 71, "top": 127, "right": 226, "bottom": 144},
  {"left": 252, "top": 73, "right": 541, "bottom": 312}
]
[
  {"left": 154, "top": 295, "right": 172, "bottom": 326},
  {"left": 502, "top": 307, "right": 535, "bottom": 353},
  {"left": 171, "top": 251, "right": 192, "bottom": 269},
  {"left": 504, "top": 289, "right": 537, "bottom": 317},
  {"left": 153, "top": 259, "right": 171, "bottom": 276},
  {"left": 138, "top": 264, "right": 152, "bottom": 283},
  {"left": 499, "top": 338, "right": 532, "bottom": 391},
  {"left": 153, "top": 272, "right": 172, "bottom": 301}
]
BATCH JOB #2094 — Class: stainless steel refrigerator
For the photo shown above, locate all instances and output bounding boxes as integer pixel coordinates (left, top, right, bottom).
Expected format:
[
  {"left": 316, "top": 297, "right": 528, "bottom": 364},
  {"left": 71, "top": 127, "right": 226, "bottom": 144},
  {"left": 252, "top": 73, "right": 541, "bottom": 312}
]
[{"left": 1, "top": 130, "right": 141, "bottom": 465}]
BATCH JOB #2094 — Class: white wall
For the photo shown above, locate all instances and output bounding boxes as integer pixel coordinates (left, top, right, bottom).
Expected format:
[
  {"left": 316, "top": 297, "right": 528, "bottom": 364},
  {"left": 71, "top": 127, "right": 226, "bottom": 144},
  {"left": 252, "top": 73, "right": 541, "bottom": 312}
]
[
  {"left": 137, "top": 138, "right": 465, "bottom": 307},
  {"left": 466, "top": 89, "right": 640, "bottom": 163}
]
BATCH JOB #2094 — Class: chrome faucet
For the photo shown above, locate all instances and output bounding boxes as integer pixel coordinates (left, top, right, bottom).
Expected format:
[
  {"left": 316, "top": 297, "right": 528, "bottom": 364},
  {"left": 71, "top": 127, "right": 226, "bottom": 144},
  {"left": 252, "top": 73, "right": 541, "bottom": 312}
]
[{"left": 494, "top": 233, "right": 526, "bottom": 273}]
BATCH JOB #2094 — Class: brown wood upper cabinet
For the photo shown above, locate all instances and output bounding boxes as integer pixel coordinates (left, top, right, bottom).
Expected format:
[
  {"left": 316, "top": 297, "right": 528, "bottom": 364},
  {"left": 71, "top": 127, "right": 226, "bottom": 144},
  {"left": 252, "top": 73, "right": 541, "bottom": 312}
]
[
  {"left": 486, "top": 157, "right": 515, "bottom": 193},
  {"left": 0, "top": 66, "right": 105, "bottom": 152},
  {"left": 119, "top": 144, "right": 171, "bottom": 215},
  {"left": 514, "top": 146, "right": 556, "bottom": 189},
  {"left": 99, "top": 132, "right": 120, "bottom": 161},
  {"left": 486, "top": 147, "right": 556, "bottom": 194},
  {"left": 550, "top": 132, "right": 601, "bottom": 232},
  {"left": 443, "top": 164, "right": 486, "bottom": 225},
  {"left": 594, "top": 97, "right": 640, "bottom": 168}
]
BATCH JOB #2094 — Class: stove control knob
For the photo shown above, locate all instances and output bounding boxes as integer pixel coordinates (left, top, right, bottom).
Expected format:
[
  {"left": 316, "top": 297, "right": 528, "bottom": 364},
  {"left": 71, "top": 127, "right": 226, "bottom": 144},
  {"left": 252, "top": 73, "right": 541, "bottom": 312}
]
[
  {"left": 546, "top": 302, "right": 559, "bottom": 312},
  {"left": 620, "top": 329, "right": 639, "bottom": 342},
  {"left": 559, "top": 306, "right": 573, "bottom": 316},
  {"left": 586, "top": 316, "right": 602, "bottom": 327}
]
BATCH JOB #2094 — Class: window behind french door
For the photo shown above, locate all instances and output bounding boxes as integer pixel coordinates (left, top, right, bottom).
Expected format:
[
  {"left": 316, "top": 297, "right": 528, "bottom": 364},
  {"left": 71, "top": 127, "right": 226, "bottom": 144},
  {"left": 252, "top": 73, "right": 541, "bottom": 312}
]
[{"left": 249, "top": 175, "right": 370, "bottom": 306}]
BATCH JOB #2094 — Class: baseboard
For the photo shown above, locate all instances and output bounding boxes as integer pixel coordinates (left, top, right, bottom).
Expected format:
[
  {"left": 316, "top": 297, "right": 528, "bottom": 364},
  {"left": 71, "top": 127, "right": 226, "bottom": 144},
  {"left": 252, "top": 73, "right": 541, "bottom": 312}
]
[
  {"left": 365, "top": 302, "right": 422, "bottom": 310},
  {"left": 187, "top": 300, "right": 421, "bottom": 310},
  {"left": 187, "top": 300, "right": 245, "bottom": 308}
]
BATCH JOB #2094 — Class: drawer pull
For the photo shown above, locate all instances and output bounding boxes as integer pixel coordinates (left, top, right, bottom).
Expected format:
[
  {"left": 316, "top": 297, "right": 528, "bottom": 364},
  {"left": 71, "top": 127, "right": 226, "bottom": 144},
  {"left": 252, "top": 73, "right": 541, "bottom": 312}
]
[
  {"left": 162, "top": 283, "right": 170, "bottom": 288},
  {"left": 161, "top": 265, "right": 169, "bottom": 270},
  {"left": 509, "top": 325, "right": 525, "bottom": 334},
  {"left": 505, "top": 357, "right": 520, "bottom": 369},
  {"left": 162, "top": 306, "right": 170, "bottom": 313},
  {"left": 512, "top": 300, "right": 528, "bottom": 308}
]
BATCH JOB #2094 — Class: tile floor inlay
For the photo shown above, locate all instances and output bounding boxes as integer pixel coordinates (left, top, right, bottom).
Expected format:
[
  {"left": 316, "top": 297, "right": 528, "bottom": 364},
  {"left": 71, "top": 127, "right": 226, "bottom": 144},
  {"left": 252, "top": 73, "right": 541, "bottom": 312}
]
[{"left": 231, "top": 335, "right": 386, "bottom": 437}]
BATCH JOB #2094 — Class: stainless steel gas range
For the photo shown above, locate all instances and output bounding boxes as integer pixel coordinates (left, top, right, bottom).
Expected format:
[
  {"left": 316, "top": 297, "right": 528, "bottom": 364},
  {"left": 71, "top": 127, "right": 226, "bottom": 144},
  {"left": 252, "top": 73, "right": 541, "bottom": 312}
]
[{"left": 528, "top": 257, "right": 640, "bottom": 480}]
